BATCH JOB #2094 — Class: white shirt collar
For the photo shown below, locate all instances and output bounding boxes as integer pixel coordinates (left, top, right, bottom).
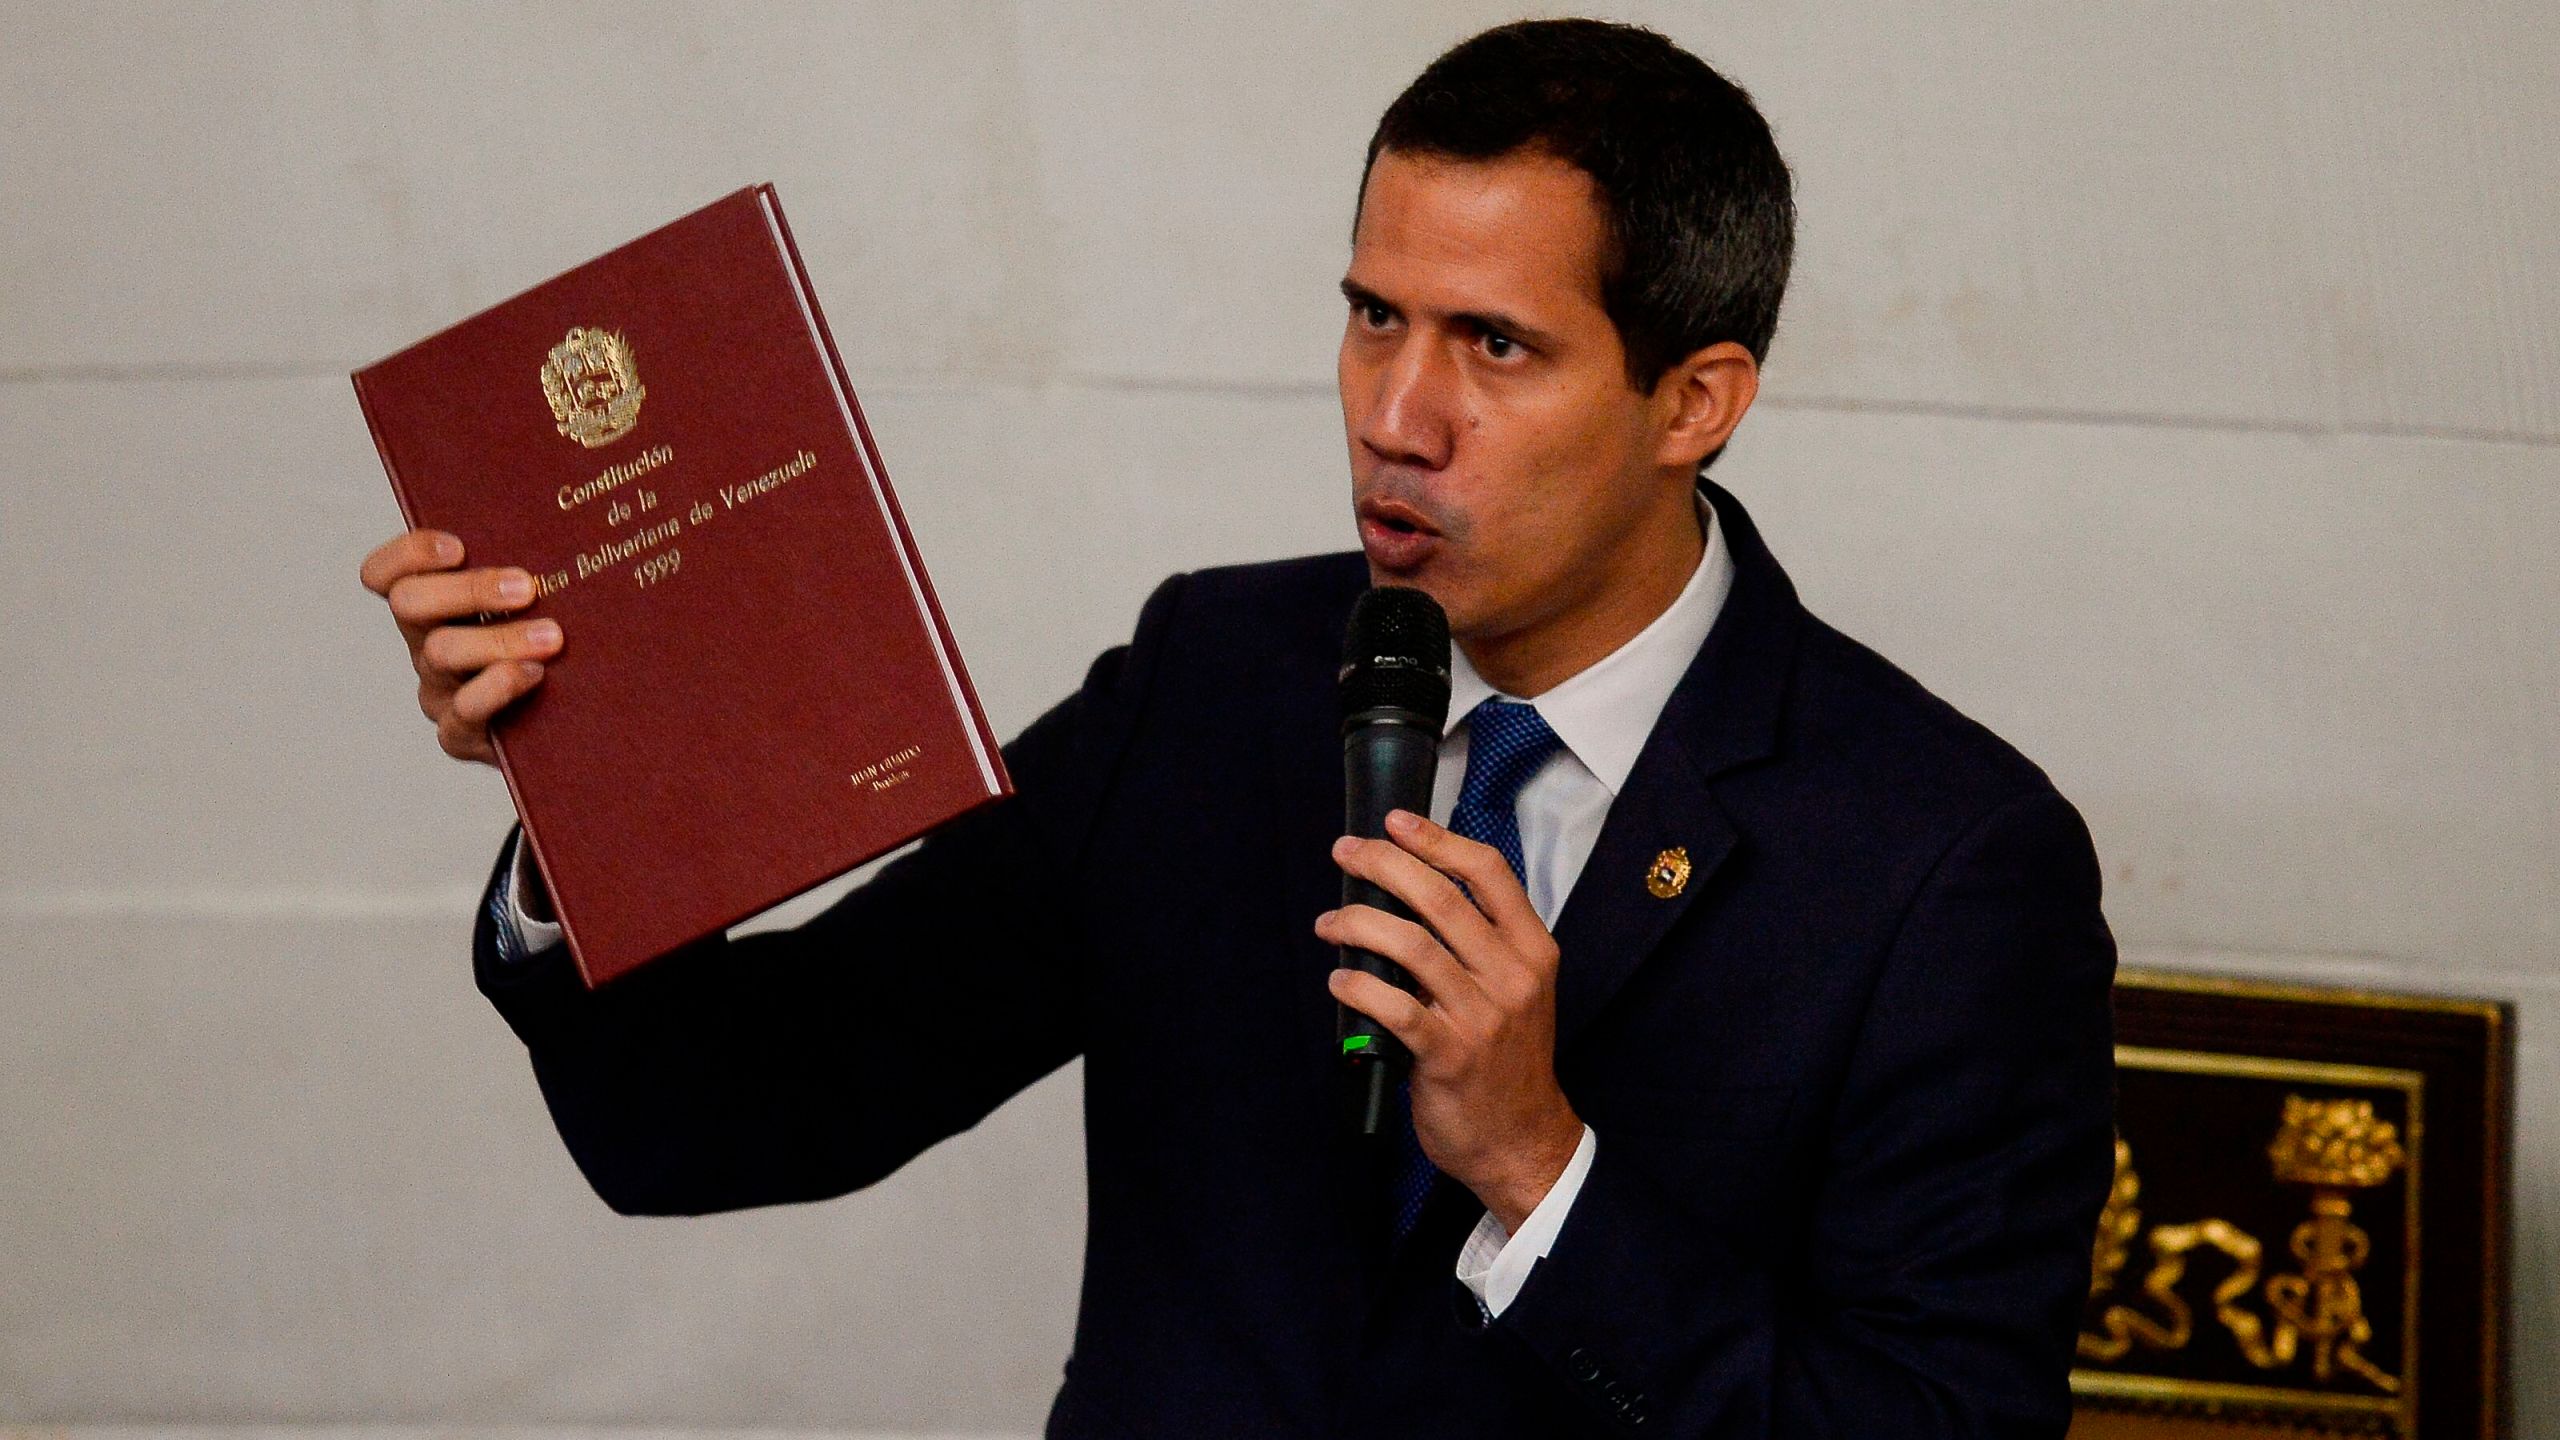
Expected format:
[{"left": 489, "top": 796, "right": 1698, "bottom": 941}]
[{"left": 1445, "top": 491, "right": 1735, "bottom": 795}]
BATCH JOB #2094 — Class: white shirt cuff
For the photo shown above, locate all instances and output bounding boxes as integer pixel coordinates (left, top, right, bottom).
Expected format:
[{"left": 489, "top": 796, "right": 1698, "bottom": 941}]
[
  {"left": 502, "top": 830, "right": 565, "bottom": 956},
  {"left": 1454, "top": 1123, "right": 1597, "bottom": 1319}
]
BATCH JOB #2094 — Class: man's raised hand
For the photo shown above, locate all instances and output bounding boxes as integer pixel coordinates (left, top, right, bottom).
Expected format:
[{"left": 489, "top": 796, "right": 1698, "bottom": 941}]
[{"left": 357, "top": 528, "right": 563, "bottom": 765}]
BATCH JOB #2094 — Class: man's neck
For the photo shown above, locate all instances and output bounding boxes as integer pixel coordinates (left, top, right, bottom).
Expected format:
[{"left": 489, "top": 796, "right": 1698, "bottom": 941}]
[{"left": 1459, "top": 492, "right": 1707, "bottom": 699}]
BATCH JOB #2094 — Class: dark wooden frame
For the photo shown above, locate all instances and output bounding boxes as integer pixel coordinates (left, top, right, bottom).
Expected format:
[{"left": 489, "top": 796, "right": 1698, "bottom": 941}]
[{"left": 2070, "top": 970, "right": 2512, "bottom": 1438}]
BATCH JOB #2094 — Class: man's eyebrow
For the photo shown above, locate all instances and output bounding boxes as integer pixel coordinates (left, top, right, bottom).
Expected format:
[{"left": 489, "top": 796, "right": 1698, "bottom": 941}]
[
  {"left": 1339, "top": 280, "right": 1562, "bottom": 351},
  {"left": 1339, "top": 279, "right": 1391, "bottom": 310},
  {"left": 1449, "top": 306, "right": 1562, "bottom": 352}
]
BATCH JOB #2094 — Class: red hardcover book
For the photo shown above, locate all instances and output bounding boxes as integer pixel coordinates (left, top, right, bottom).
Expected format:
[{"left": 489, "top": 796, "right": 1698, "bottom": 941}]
[{"left": 354, "top": 184, "right": 1010, "bottom": 987}]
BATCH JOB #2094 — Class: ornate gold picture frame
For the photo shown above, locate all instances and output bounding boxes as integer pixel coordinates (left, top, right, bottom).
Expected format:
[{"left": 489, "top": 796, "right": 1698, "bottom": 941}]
[{"left": 2070, "top": 971, "right": 2510, "bottom": 1439}]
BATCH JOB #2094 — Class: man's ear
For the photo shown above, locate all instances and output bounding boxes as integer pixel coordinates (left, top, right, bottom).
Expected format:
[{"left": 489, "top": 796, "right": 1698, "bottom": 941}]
[{"left": 1651, "top": 341, "right": 1760, "bottom": 472}]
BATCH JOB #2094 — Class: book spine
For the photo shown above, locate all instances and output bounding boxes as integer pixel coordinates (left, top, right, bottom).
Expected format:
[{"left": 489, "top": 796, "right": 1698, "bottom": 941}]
[{"left": 755, "top": 184, "right": 1013, "bottom": 799}]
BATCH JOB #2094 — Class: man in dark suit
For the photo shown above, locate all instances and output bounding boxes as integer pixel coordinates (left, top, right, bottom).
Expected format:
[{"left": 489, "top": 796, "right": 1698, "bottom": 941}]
[{"left": 362, "top": 19, "right": 2116, "bottom": 1437}]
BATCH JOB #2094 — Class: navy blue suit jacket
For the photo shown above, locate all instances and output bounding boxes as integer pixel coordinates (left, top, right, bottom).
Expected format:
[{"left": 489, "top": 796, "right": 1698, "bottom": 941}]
[{"left": 471, "top": 478, "right": 2118, "bottom": 1437}]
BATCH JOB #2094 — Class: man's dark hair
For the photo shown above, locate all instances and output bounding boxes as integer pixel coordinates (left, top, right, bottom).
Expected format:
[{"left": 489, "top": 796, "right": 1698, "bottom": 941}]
[{"left": 1361, "top": 18, "right": 1795, "bottom": 396}]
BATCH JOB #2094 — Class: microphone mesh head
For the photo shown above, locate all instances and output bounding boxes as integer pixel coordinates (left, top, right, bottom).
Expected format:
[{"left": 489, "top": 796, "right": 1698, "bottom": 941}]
[{"left": 1339, "top": 586, "right": 1452, "bottom": 726}]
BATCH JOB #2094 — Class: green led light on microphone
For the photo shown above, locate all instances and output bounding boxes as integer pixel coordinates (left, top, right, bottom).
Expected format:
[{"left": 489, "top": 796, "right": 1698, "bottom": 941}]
[{"left": 1341, "top": 1034, "right": 1374, "bottom": 1054}]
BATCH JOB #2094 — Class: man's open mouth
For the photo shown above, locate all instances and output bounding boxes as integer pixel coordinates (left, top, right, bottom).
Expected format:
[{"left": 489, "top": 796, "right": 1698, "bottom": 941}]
[{"left": 1358, "top": 499, "right": 1440, "bottom": 537}]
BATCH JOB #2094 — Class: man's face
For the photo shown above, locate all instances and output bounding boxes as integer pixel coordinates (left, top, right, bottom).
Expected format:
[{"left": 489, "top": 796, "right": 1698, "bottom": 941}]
[{"left": 1338, "top": 147, "right": 1674, "bottom": 647}]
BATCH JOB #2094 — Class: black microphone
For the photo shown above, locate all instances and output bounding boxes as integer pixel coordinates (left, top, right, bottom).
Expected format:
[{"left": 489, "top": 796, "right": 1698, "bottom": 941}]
[{"left": 1334, "top": 585, "right": 1452, "bottom": 1136}]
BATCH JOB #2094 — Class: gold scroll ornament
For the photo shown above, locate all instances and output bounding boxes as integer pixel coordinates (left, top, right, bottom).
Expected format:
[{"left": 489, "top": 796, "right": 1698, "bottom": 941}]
[{"left": 2079, "top": 1095, "right": 2406, "bottom": 1396}]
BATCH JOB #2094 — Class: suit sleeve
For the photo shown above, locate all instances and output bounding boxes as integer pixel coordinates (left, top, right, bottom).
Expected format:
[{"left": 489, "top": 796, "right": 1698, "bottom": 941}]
[
  {"left": 1485, "top": 787, "right": 2119, "bottom": 1437},
  {"left": 468, "top": 573, "right": 1190, "bottom": 1217}
]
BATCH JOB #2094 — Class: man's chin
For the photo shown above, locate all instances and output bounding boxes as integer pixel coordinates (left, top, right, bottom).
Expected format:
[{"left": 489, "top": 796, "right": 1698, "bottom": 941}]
[
  {"left": 1359, "top": 560, "right": 1480, "bottom": 633},
  {"left": 1362, "top": 552, "right": 1439, "bottom": 594}
]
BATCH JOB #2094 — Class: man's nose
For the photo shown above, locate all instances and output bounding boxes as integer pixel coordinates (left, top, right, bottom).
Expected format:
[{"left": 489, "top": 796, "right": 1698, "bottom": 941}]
[{"left": 1359, "top": 334, "right": 1457, "bottom": 470}]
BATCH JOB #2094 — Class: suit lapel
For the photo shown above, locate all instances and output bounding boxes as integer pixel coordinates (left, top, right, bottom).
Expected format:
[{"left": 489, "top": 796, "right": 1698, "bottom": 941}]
[
  {"left": 1550, "top": 742, "right": 1733, "bottom": 1053},
  {"left": 1549, "top": 478, "right": 1803, "bottom": 1059}
]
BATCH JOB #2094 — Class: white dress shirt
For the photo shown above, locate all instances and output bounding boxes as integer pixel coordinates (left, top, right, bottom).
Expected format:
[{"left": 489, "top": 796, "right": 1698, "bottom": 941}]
[
  {"left": 1436, "top": 494, "right": 1733, "bottom": 1317},
  {"left": 500, "top": 494, "right": 1735, "bottom": 1321}
]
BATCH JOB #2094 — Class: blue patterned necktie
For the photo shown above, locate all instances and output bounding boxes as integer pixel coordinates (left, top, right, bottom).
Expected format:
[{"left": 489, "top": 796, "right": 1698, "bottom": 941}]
[{"left": 1389, "top": 697, "right": 1564, "bottom": 1242}]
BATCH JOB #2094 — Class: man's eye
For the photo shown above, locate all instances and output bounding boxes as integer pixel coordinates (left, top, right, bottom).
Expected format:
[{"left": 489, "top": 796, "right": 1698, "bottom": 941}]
[
  {"left": 1482, "top": 332, "right": 1517, "bottom": 359},
  {"left": 1356, "top": 301, "right": 1393, "bottom": 328}
]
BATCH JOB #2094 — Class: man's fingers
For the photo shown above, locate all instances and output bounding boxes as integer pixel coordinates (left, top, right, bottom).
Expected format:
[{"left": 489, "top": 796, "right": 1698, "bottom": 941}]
[
  {"left": 1316, "top": 904, "right": 1484, "bottom": 1021},
  {"left": 449, "top": 658, "right": 547, "bottom": 727},
  {"left": 1330, "top": 834, "right": 1501, "bottom": 962},
  {"left": 426, "top": 658, "right": 544, "bottom": 767},
  {"left": 1327, "top": 968, "right": 1440, "bottom": 1057},
  {"left": 360, "top": 528, "right": 547, "bottom": 772},
  {"left": 359, "top": 529, "right": 464, "bottom": 597},
  {"left": 386, "top": 566, "right": 539, "bottom": 629},
  {"left": 417, "top": 674, "right": 454, "bottom": 722},
  {"left": 418, "top": 617, "right": 564, "bottom": 679},
  {"left": 433, "top": 712, "right": 495, "bottom": 764},
  {"left": 1383, "top": 809, "right": 1546, "bottom": 940}
]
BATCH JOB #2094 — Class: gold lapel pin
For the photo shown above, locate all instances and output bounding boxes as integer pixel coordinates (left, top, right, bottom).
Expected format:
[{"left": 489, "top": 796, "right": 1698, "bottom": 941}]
[{"left": 1645, "top": 846, "right": 1692, "bottom": 899}]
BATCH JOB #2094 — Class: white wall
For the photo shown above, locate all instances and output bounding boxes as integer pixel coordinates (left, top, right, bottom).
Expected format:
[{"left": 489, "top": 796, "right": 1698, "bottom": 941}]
[{"left": 3, "top": 1, "right": 2554, "bottom": 1433}]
